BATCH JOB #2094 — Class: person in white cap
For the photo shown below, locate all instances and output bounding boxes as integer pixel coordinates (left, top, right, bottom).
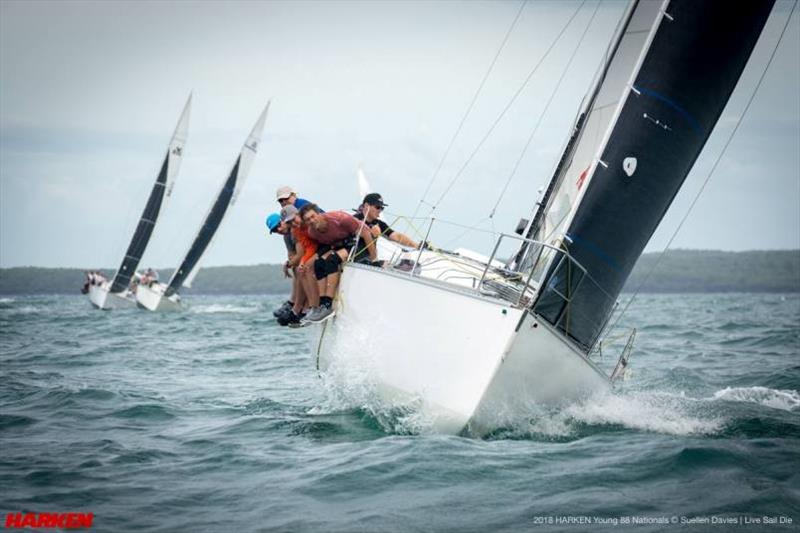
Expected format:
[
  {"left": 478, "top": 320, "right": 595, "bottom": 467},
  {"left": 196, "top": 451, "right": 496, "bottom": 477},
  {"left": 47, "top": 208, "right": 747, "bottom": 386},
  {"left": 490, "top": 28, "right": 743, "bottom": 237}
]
[
  {"left": 267, "top": 187, "right": 320, "bottom": 321},
  {"left": 275, "top": 186, "right": 312, "bottom": 210}
]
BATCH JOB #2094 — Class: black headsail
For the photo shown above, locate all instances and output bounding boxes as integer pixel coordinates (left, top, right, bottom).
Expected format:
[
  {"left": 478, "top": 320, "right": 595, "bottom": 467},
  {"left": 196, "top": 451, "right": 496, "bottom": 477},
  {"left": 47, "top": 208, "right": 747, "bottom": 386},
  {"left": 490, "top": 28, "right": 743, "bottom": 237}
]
[
  {"left": 164, "top": 103, "right": 270, "bottom": 298},
  {"left": 532, "top": 0, "right": 775, "bottom": 351},
  {"left": 109, "top": 96, "right": 192, "bottom": 293},
  {"left": 164, "top": 158, "right": 240, "bottom": 297}
]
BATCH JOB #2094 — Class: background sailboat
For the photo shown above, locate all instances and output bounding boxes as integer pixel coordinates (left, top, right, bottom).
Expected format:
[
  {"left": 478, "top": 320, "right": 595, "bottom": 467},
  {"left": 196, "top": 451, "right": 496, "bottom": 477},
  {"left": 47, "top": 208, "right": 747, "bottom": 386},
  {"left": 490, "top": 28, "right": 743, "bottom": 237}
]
[
  {"left": 136, "top": 103, "right": 270, "bottom": 311},
  {"left": 88, "top": 96, "right": 191, "bottom": 309}
]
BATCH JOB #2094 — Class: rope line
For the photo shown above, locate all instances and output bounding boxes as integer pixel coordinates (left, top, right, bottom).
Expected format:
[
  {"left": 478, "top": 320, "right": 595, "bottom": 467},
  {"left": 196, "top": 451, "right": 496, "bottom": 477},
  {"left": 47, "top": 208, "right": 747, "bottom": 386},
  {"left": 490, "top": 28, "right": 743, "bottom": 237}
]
[
  {"left": 431, "top": 0, "right": 588, "bottom": 211},
  {"left": 411, "top": 0, "right": 528, "bottom": 222},
  {"left": 599, "top": 0, "right": 798, "bottom": 344},
  {"left": 489, "top": 0, "right": 602, "bottom": 219}
]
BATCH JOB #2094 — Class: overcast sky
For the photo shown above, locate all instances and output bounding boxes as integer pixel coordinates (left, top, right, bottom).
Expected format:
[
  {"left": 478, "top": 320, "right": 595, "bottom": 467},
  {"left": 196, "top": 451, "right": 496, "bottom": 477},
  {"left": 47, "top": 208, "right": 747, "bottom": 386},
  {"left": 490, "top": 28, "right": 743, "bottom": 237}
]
[{"left": 1, "top": 0, "right": 798, "bottom": 269}]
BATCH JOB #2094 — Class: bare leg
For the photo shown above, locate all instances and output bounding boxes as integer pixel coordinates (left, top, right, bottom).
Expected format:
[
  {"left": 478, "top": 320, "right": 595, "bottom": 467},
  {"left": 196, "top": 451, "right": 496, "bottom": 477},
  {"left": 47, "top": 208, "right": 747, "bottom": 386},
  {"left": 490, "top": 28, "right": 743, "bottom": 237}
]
[
  {"left": 302, "top": 268, "right": 319, "bottom": 307},
  {"left": 324, "top": 272, "right": 341, "bottom": 298},
  {"left": 291, "top": 272, "right": 301, "bottom": 305},
  {"left": 292, "top": 269, "right": 307, "bottom": 314}
]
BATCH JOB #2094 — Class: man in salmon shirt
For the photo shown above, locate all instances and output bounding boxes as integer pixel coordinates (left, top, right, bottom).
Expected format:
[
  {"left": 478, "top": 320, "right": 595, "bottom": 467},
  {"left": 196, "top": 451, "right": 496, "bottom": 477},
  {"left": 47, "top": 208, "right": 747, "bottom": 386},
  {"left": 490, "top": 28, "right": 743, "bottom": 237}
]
[{"left": 299, "top": 203, "right": 377, "bottom": 322}]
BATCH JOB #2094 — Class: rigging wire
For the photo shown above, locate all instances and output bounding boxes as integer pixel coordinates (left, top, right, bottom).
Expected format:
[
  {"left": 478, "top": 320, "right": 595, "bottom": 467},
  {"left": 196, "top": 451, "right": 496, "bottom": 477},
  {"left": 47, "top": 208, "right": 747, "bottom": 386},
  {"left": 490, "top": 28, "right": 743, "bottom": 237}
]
[
  {"left": 410, "top": 0, "right": 528, "bottom": 221},
  {"left": 599, "top": 0, "right": 798, "bottom": 345},
  {"left": 429, "top": 0, "right": 588, "bottom": 213},
  {"left": 488, "top": 0, "right": 602, "bottom": 220}
]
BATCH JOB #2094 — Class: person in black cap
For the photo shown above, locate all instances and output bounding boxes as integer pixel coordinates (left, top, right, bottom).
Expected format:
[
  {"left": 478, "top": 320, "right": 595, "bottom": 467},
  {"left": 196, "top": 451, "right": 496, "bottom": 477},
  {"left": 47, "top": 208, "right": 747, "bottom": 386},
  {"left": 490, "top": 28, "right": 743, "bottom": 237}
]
[{"left": 352, "top": 193, "right": 418, "bottom": 262}]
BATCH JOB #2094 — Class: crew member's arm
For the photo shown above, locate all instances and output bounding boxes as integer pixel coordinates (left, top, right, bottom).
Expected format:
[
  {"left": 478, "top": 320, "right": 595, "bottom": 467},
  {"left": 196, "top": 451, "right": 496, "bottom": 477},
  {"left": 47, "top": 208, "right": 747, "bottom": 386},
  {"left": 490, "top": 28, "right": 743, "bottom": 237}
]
[
  {"left": 289, "top": 242, "right": 304, "bottom": 269},
  {"left": 358, "top": 225, "right": 378, "bottom": 261},
  {"left": 388, "top": 231, "right": 418, "bottom": 249}
]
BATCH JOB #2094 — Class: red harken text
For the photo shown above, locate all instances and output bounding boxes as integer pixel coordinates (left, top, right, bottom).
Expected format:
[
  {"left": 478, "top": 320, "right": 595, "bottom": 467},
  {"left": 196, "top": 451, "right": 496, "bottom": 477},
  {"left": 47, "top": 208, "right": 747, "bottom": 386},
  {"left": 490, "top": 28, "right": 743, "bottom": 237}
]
[{"left": 5, "top": 512, "right": 94, "bottom": 529}]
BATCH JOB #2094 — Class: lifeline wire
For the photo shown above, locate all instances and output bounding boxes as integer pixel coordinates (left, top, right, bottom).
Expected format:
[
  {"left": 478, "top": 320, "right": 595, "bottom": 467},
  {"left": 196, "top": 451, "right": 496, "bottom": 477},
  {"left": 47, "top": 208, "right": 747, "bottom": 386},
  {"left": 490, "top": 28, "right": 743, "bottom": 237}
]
[
  {"left": 411, "top": 0, "right": 528, "bottom": 222},
  {"left": 599, "top": 0, "right": 798, "bottom": 345},
  {"left": 431, "top": 0, "right": 588, "bottom": 212},
  {"left": 489, "top": 0, "right": 602, "bottom": 219}
]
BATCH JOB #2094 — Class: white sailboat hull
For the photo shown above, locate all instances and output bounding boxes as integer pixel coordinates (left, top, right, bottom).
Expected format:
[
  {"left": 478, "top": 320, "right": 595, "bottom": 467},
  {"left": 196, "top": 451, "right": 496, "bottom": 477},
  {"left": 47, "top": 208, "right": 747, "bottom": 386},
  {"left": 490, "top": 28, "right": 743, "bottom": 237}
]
[
  {"left": 135, "top": 282, "right": 182, "bottom": 312},
  {"left": 87, "top": 283, "right": 137, "bottom": 310},
  {"left": 313, "top": 264, "right": 609, "bottom": 435}
]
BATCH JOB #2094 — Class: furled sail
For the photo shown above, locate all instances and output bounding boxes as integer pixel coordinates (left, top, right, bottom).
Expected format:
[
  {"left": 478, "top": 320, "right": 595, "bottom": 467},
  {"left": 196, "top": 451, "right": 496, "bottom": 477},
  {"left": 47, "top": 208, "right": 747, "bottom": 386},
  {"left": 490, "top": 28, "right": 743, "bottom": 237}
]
[
  {"left": 109, "top": 95, "right": 191, "bottom": 293},
  {"left": 164, "top": 103, "right": 270, "bottom": 297},
  {"left": 531, "top": 0, "right": 775, "bottom": 350}
]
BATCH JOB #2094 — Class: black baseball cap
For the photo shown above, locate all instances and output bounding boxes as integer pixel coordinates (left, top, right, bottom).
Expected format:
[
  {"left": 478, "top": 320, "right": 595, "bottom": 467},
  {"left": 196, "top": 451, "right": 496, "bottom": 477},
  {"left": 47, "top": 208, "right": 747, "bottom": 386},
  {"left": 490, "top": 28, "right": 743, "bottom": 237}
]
[{"left": 363, "top": 193, "right": 388, "bottom": 208}]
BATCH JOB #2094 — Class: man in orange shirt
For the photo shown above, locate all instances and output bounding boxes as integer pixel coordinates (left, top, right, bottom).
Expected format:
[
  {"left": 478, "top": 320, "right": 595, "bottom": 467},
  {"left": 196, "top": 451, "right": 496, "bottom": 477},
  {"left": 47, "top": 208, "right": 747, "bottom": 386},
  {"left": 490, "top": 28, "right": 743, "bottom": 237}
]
[{"left": 280, "top": 204, "right": 320, "bottom": 325}]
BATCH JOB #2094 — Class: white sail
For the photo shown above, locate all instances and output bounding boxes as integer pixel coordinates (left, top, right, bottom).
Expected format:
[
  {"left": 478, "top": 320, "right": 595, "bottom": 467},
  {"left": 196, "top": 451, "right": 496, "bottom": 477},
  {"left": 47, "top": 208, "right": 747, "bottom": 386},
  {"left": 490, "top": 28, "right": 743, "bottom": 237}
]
[
  {"left": 534, "top": 1, "right": 662, "bottom": 248},
  {"left": 357, "top": 164, "right": 371, "bottom": 199},
  {"left": 166, "top": 94, "right": 192, "bottom": 197},
  {"left": 231, "top": 102, "right": 270, "bottom": 206}
]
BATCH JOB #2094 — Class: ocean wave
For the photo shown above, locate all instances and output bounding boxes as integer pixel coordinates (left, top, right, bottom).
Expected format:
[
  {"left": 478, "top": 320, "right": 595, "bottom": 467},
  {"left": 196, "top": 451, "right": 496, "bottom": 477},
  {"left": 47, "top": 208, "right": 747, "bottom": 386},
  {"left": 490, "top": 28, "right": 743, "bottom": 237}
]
[
  {"left": 712, "top": 386, "right": 799, "bottom": 412},
  {"left": 190, "top": 304, "right": 259, "bottom": 314},
  {"left": 564, "top": 391, "right": 724, "bottom": 435},
  {"left": 4, "top": 305, "right": 43, "bottom": 314},
  {"left": 496, "top": 390, "right": 724, "bottom": 440},
  {"left": 110, "top": 404, "right": 176, "bottom": 421}
]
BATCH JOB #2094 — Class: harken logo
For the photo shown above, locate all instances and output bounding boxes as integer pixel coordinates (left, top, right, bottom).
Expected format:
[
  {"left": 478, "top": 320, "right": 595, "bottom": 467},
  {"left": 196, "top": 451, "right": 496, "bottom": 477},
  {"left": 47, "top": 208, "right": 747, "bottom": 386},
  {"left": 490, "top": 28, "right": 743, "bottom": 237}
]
[{"left": 5, "top": 512, "right": 94, "bottom": 529}]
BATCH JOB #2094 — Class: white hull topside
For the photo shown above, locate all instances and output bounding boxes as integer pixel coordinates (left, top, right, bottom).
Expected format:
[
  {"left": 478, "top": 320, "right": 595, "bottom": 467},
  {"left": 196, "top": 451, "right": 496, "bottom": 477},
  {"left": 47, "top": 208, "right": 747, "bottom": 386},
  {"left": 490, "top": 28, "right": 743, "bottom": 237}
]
[
  {"left": 135, "top": 282, "right": 182, "bottom": 312},
  {"left": 87, "top": 283, "right": 137, "bottom": 310},
  {"left": 312, "top": 256, "right": 610, "bottom": 436}
]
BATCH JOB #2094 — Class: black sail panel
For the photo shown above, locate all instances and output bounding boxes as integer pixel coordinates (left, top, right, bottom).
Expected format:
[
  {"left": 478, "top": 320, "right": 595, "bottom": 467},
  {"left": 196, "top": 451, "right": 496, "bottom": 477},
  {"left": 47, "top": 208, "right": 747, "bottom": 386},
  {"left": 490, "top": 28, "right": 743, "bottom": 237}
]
[
  {"left": 110, "top": 152, "right": 169, "bottom": 293},
  {"left": 164, "top": 157, "right": 241, "bottom": 297},
  {"left": 534, "top": 0, "right": 775, "bottom": 350}
]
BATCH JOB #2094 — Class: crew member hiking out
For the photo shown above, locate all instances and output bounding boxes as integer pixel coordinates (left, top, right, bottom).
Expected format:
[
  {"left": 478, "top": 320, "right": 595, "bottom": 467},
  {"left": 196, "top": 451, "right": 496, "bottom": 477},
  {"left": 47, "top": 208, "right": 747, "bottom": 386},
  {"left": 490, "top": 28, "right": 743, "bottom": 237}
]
[{"left": 299, "top": 203, "right": 377, "bottom": 322}]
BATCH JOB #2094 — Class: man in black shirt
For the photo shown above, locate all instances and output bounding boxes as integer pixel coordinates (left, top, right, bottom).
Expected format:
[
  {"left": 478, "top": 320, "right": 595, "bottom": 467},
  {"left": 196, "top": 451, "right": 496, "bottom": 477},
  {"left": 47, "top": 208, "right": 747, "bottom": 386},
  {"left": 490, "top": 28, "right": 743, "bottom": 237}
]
[{"left": 353, "top": 193, "right": 418, "bottom": 262}]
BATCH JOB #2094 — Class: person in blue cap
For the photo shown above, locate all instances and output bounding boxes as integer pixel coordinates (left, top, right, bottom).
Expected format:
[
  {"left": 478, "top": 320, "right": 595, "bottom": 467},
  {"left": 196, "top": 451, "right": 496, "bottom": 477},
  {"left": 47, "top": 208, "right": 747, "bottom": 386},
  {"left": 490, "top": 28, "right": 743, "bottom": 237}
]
[{"left": 266, "top": 211, "right": 297, "bottom": 321}]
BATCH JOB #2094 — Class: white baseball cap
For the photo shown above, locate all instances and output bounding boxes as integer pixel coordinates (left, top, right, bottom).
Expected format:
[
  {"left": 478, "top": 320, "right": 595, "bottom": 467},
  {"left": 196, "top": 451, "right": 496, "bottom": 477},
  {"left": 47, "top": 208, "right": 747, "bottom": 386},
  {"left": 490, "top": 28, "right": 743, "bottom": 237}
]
[{"left": 276, "top": 186, "right": 294, "bottom": 201}]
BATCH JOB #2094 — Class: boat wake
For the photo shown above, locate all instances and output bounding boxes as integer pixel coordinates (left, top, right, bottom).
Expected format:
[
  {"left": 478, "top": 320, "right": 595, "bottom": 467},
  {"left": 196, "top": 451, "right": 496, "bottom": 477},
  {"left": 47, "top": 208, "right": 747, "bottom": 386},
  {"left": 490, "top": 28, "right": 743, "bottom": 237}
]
[
  {"left": 486, "top": 385, "right": 799, "bottom": 440},
  {"left": 712, "top": 386, "right": 799, "bottom": 412},
  {"left": 312, "top": 315, "right": 441, "bottom": 435}
]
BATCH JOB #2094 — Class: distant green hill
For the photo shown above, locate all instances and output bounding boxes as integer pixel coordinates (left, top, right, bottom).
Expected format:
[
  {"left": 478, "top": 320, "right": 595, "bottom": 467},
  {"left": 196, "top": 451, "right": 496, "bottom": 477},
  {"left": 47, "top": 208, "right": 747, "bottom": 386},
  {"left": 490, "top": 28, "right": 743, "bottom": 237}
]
[
  {"left": 622, "top": 249, "right": 799, "bottom": 293},
  {"left": 0, "top": 250, "right": 797, "bottom": 295}
]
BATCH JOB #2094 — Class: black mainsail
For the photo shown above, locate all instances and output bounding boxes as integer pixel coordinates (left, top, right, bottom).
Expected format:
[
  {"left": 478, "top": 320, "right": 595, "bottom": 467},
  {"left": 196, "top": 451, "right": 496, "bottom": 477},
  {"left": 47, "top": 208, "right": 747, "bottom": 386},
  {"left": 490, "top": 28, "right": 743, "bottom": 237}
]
[
  {"left": 529, "top": 0, "right": 775, "bottom": 350},
  {"left": 109, "top": 96, "right": 191, "bottom": 293},
  {"left": 164, "top": 103, "right": 270, "bottom": 298}
]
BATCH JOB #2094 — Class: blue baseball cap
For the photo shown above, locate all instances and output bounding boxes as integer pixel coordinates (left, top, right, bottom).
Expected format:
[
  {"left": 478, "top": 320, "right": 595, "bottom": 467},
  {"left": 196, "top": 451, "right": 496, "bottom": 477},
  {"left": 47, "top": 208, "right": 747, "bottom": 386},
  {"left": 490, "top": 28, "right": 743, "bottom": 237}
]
[{"left": 266, "top": 213, "right": 281, "bottom": 233}]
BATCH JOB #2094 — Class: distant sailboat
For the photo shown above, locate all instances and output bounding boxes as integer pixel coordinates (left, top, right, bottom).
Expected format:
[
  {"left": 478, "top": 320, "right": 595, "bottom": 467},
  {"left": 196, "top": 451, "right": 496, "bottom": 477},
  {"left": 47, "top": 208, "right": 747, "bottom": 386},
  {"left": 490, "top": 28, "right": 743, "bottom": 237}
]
[
  {"left": 88, "top": 96, "right": 191, "bottom": 310},
  {"left": 136, "top": 103, "right": 270, "bottom": 311},
  {"left": 312, "top": 0, "right": 776, "bottom": 434}
]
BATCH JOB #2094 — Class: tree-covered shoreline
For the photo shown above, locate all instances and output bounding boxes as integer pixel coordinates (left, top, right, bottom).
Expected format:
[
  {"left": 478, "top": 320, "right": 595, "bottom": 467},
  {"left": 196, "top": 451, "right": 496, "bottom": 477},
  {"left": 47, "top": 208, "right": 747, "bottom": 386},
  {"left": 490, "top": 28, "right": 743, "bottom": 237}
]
[{"left": 1, "top": 250, "right": 797, "bottom": 295}]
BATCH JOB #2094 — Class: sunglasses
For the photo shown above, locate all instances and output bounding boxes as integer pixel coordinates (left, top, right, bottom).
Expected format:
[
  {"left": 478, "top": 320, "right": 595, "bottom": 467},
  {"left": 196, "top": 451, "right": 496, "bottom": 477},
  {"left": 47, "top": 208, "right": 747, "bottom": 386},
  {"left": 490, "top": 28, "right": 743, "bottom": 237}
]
[{"left": 278, "top": 198, "right": 290, "bottom": 205}]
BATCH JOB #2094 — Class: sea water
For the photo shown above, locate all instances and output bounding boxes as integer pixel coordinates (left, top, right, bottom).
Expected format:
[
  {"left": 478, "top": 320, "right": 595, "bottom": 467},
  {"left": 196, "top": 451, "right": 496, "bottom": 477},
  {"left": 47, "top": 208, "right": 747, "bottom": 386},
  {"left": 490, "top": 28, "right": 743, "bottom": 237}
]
[{"left": 0, "top": 294, "right": 798, "bottom": 532}]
